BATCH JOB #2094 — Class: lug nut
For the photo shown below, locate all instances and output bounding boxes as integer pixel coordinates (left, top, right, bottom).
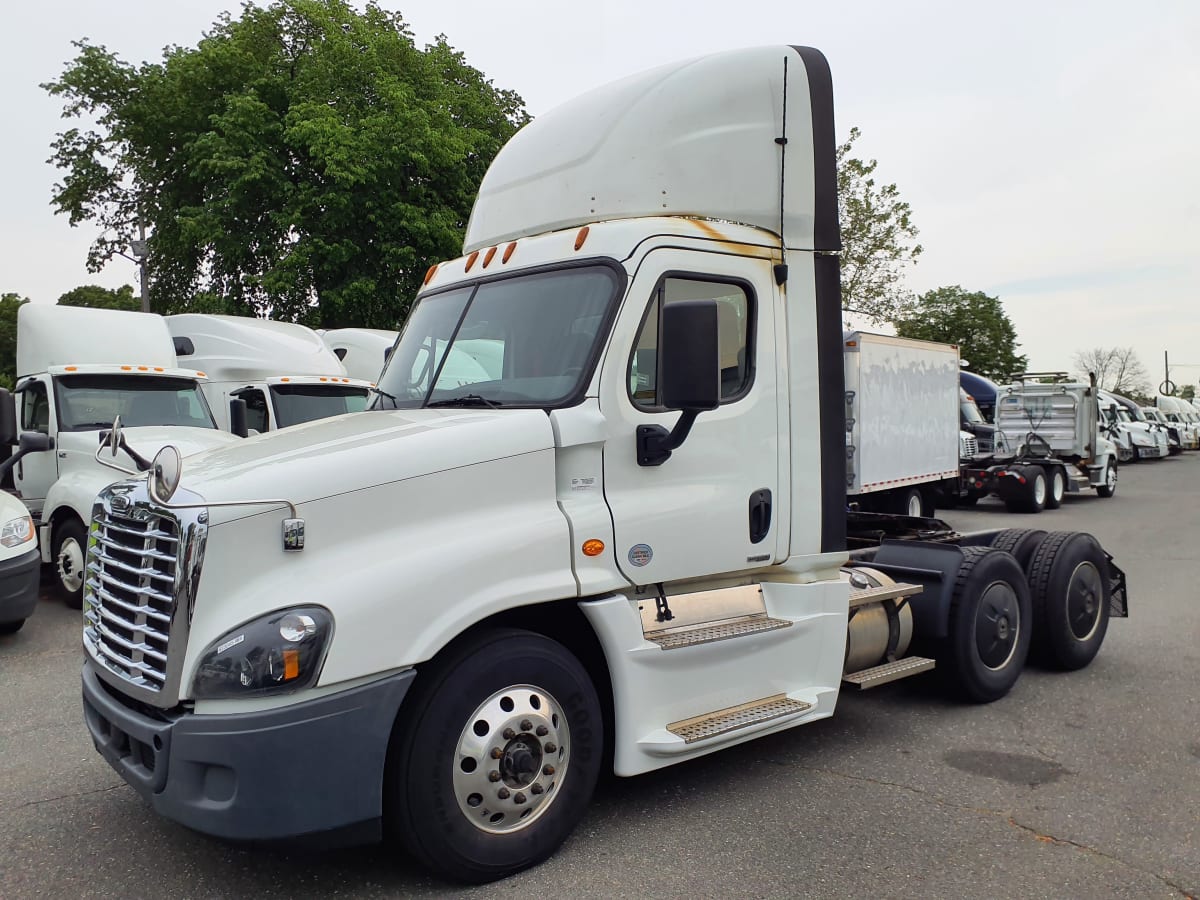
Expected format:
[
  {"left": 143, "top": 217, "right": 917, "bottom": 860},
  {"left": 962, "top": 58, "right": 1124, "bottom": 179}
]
[
  {"left": 503, "top": 728, "right": 516, "bottom": 740},
  {"left": 488, "top": 770, "right": 501, "bottom": 782},
  {"left": 520, "top": 719, "right": 533, "bottom": 732},
  {"left": 536, "top": 725, "right": 549, "bottom": 737},
  {"left": 490, "top": 747, "right": 503, "bottom": 759},
  {"left": 543, "top": 765, "right": 555, "bottom": 776},
  {"left": 531, "top": 783, "right": 544, "bottom": 795},
  {"left": 497, "top": 787, "right": 510, "bottom": 799},
  {"left": 544, "top": 742, "right": 557, "bottom": 754},
  {"left": 513, "top": 792, "right": 527, "bottom": 805}
]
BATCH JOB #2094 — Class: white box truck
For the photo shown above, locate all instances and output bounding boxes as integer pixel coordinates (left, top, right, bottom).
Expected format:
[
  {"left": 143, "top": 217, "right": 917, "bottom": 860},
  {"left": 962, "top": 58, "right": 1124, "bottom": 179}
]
[
  {"left": 843, "top": 332, "right": 960, "bottom": 518},
  {"left": 2, "top": 305, "right": 241, "bottom": 605},
  {"left": 166, "top": 315, "right": 373, "bottom": 434},
  {"left": 79, "top": 46, "right": 1128, "bottom": 882}
]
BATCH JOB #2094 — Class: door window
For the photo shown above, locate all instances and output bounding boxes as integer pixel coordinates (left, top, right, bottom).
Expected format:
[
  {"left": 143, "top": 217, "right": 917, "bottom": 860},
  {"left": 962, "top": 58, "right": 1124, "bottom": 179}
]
[
  {"left": 236, "top": 389, "right": 270, "bottom": 433},
  {"left": 20, "top": 382, "right": 50, "bottom": 432},
  {"left": 628, "top": 277, "right": 753, "bottom": 410}
]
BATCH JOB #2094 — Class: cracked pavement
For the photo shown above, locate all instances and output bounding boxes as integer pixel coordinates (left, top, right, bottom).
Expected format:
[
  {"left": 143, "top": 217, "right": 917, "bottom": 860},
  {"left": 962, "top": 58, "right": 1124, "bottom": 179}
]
[{"left": 1, "top": 455, "right": 1198, "bottom": 897}]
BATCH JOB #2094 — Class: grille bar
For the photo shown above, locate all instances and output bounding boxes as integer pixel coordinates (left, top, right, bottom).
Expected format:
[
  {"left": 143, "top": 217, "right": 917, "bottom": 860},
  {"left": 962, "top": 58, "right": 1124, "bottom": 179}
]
[
  {"left": 84, "top": 580, "right": 171, "bottom": 624},
  {"left": 87, "top": 564, "right": 174, "bottom": 605},
  {"left": 89, "top": 553, "right": 175, "bottom": 585}
]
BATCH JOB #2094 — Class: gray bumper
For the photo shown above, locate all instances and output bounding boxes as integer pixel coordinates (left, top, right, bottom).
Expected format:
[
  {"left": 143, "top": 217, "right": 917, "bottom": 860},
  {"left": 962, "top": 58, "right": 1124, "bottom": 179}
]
[
  {"left": 0, "top": 548, "right": 41, "bottom": 626},
  {"left": 82, "top": 661, "right": 415, "bottom": 843}
]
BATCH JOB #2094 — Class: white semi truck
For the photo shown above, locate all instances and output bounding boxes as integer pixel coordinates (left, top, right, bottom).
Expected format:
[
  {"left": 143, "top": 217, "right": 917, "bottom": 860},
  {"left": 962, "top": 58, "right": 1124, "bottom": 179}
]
[
  {"left": 79, "top": 47, "right": 1128, "bottom": 882},
  {"left": 320, "top": 328, "right": 399, "bottom": 383},
  {"left": 2, "top": 305, "right": 241, "bottom": 605},
  {"left": 166, "top": 315, "right": 372, "bottom": 434}
]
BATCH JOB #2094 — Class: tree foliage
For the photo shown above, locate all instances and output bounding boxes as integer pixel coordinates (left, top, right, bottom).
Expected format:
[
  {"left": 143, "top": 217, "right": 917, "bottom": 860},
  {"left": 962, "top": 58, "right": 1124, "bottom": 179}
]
[
  {"left": 44, "top": 0, "right": 528, "bottom": 326},
  {"left": 57, "top": 284, "right": 140, "bottom": 311},
  {"left": 1072, "top": 346, "right": 1151, "bottom": 396},
  {"left": 837, "top": 127, "right": 923, "bottom": 324},
  {"left": 0, "top": 293, "right": 31, "bottom": 389},
  {"left": 894, "top": 286, "right": 1028, "bottom": 382}
]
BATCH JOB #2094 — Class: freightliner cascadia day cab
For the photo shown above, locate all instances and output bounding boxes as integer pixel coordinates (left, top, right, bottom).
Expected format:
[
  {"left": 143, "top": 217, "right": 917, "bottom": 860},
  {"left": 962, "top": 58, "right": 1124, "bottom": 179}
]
[
  {"left": 1, "top": 305, "right": 241, "bottom": 606},
  {"left": 80, "top": 47, "right": 1128, "bottom": 882},
  {"left": 166, "top": 315, "right": 372, "bottom": 434},
  {"left": 320, "top": 327, "right": 399, "bottom": 383}
]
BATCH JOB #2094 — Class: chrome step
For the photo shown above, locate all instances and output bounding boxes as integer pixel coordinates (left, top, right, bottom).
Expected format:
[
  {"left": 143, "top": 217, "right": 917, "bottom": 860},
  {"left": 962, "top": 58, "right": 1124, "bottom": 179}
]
[
  {"left": 848, "top": 582, "right": 923, "bottom": 609},
  {"left": 667, "top": 694, "right": 811, "bottom": 744},
  {"left": 645, "top": 614, "right": 792, "bottom": 651},
  {"left": 842, "top": 656, "right": 936, "bottom": 689}
]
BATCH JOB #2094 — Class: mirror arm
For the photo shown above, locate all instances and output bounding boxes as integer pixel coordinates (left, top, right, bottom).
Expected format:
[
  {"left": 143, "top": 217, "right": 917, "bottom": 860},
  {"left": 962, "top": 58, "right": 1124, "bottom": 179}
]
[{"left": 636, "top": 409, "right": 700, "bottom": 467}]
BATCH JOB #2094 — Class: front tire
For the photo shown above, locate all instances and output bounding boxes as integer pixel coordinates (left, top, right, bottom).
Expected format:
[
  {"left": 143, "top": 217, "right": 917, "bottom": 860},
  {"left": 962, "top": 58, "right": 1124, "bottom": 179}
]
[
  {"left": 1096, "top": 460, "right": 1117, "bottom": 498},
  {"left": 53, "top": 518, "right": 87, "bottom": 609},
  {"left": 1027, "top": 531, "right": 1111, "bottom": 670},
  {"left": 1044, "top": 467, "right": 1065, "bottom": 510},
  {"left": 385, "top": 628, "right": 603, "bottom": 883},
  {"left": 940, "top": 546, "right": 1032, "bottom": 703}
]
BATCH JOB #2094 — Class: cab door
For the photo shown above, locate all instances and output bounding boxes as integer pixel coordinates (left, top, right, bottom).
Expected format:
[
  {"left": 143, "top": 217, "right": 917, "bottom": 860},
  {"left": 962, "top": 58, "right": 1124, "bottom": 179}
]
[
  {"left": 13, "top": 377, "right": 59, "bottom": 519},
  {"left": 599, "top": 248, "right": 783, "bottom": 585}
]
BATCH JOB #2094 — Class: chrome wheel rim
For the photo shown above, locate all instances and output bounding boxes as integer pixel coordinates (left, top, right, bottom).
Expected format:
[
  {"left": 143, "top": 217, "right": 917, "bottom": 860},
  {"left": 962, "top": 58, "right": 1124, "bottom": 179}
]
[
  {"left": 976, "top": 580, "right": 1021, "bottom": 670},
  {"left": 1106, "top": 464, "right": 1117, "bottom": 489},
  {"left": 57, "top": 537, "right": 85, "bottom": 594},
  {"left": 452, "top": 685, "right": 569, "bottom": 834},
  {"left": 906, "top": 493, "right": 922, "bottom": 517},
  {"left": 1033, "top": 474, "right": 1046, "bottom": 505},
  {"left": 1052, "top": 471, "right": 1064, "bottom": 503},
  {"left": 1066, "top": 561, "right": 1104, "bottom": 641}
]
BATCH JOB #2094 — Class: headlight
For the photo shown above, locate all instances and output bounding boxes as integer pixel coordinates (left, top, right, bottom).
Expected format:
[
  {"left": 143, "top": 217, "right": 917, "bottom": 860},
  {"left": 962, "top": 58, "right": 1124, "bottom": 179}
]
[
  {"left": 0, "top": 516, "right": 34, "bottom": 548},
  {"left": 192, "top": 606, "right": 333, "bottom": 699}
]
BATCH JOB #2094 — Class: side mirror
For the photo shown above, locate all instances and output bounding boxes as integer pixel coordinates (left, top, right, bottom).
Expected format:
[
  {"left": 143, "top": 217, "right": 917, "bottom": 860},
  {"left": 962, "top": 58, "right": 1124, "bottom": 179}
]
[
  {"left": 0, "top": 389, "right": 15, "bottom": 445},
  {"left": 18, "top": 432, "right": 51, "bottom": 454},
  {"left": 229, "top": 398, "right": 249, "bottom": 438},
  {"left": 637, "top": 300, "right": 720, "bottom": 467}
]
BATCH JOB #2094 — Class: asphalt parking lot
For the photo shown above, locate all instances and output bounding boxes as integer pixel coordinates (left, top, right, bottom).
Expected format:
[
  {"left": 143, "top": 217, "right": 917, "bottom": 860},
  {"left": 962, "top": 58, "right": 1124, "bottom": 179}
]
[{"left": 2, "top": 456, "right": 1197, "bottom": 898}]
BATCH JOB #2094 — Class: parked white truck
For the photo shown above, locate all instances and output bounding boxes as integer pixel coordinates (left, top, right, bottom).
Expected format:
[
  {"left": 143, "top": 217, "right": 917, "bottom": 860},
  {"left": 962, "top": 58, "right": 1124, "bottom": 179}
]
[
  {"left": 166, "top": 315, "right": 372, "bottom": 434},
  {"left": 3, "top": 305, "right": 240, "bottom": 605},
  {"left": 0, "top": 404, "right": 46, "bottom": 634},
  {"left": 79, "top": 47, "right": 1128, "bottom": 882},
  {"left": 1098, "top": 390, "right": 1168, "bottom": 461},
  {"left": 843, "top": 331, "right": 960, "bottom": 517},
  {"left": 320, "top": 328, "right": 398, "bottom": 383}
]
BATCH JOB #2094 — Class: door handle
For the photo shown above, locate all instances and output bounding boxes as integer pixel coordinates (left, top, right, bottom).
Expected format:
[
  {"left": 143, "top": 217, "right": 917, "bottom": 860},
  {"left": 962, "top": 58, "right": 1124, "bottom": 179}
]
[{"left": 748, "top": 488, "right": 772, "bottom": 544}]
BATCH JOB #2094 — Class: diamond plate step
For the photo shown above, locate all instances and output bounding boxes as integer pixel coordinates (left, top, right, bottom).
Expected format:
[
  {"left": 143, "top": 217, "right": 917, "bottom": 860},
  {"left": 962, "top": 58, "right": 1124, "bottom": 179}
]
[
  {"left": 848, "top": 582, "right": 923, "bottom": 608},
  {"left": 645, "top": 615, "right": 792, "bottom": 651},
  {"left": 842, "top": 656, "right": 936, "bottom": 690},
  {"left": 667, "top": 694, "right": 812, "bottom": 744}
]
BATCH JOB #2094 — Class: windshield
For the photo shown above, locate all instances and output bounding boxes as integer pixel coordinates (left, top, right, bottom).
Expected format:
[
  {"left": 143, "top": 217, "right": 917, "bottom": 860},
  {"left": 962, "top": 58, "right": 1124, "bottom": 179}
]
[
  {"left": 1116, "top": 407, "right": 1133, "bottom": 423},
  {"left": 960, "top": 394, "right": 985, "bottom": 425},
  {"left": 374, "top": 265, "right": 622, "bottom": 409},
  {"left": 54, "top": 374, "right": 216, "bottom": 432},
  {"left": 269, "top": 384, "right": 370, "bottom": 428}
]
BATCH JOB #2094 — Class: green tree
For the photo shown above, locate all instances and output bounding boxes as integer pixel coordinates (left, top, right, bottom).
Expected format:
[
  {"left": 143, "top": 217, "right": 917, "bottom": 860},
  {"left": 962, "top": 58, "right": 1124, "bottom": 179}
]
[
  {"left": 894, "top": 286, "right": 1028, "bottom": 381},
  {"left": 837, "top": 127, "right": 923, "bottom": 324},
  {"left": 57, "top": 284, "right": 140, "bottom": 311},
  {"left": 0, "top": 293, "right": 31, "bottom": 388},
  {"left": 1180, "top": 384, "right": 1195, "bottom": 402},
  {"left": 44, "top": 0, "right": 527, "bottom": 326}
]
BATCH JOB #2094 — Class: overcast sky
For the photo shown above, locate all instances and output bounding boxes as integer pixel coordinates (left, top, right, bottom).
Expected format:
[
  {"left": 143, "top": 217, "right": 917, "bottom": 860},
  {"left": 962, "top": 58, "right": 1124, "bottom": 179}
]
[{"left": 2, "top": 1, "right": 1198, "bottom": 384}]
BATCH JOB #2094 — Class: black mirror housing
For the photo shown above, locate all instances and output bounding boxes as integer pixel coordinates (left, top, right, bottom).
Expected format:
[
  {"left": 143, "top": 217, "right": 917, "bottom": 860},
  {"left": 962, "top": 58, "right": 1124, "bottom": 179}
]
[
  {"left": 229, "top": 398, "right": 249, "bottom": 438},
  {"left": 18, "top": 432, "right": 51, "bottom": 453},
  {"left": 0, "top": 389, "right": 15, "bottom": 445},
  {"left": 659, "top": 300, "right": 720, "bottom": 412}
]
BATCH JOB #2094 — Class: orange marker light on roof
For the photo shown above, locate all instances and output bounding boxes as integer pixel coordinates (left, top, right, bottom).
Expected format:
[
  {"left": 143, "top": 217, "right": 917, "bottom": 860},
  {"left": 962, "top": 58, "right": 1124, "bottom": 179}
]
[
  {"left": 845, "top": 340, "right": 857, "bottom": 348},
  {"left": 196, "top": 371, "right": 206, "bottom": 377},
  {"left": 154, "top": 367, "right": 164, "bottom": 372},
  {"left": 423, "top": 264, "right": 438, "bottom": 285},
  {"left": 502, "top": 242, "right": 517, "bottom": 263},
  {"left": 319, "top": 377, "right": 328, "bottom": 382},
  {"left": 65, "top": 366, "right": 78, "bottom": 372},
  {"left": 483, "top": 246, "right": 497, "bottom": 267},
  {"left": 281, "top": 377, "right": 290, "bottom": 382},
  {"left": 574, "top": 226, "right": 590, "bottom": 251},
  {"left": 582, "top": 539, "right": 605, "bottom": 557},
  {"left": 137, "top": 366, "right": 148, "bottom": 371},
  {"left": 120, "top": 365, "right": 132, "bottom": 371},
  {"left": 465, "top": 250, "right": 480, "bottom": 272}
]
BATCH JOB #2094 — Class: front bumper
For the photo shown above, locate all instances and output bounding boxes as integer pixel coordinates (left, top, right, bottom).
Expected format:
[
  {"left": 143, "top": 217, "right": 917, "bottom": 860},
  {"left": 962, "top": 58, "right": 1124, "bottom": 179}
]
[
  {"left": 0, "top": 547, "right": 41, "bottom": 625},
  {"left": 82, "top": 661, "right": 415, "bottom": 843}
]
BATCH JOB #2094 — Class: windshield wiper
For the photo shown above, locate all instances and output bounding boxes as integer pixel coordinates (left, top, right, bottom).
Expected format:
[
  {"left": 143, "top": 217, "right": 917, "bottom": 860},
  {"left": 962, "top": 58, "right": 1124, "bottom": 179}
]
[
  {"left": 426, "top": 394, "right": 503, "bottom": 410},
  {"left": 369, "top": 386, "right": 399, "bottom": 409}
]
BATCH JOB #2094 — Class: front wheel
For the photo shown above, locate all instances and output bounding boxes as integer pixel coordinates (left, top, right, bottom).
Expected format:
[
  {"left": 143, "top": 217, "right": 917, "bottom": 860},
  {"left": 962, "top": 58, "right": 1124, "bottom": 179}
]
[
  {"left": 385, "top": 628, "right": 603, "bottom": 883},
  {"left": 1096, "top": 460, "right": 1117, "bottom": 498},
  {"left": 53, "top": 518, "right": 88, "bottom": 609},
  {"left": 1044, "top": 467, "right": 1065, "bottom": 510}
]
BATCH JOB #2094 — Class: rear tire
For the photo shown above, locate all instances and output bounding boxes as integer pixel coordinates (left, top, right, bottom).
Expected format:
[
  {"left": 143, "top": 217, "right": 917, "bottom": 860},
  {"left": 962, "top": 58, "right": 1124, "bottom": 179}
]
[
  {"left": 940, "top": 546, "right": 1032, "bottom": 703},
  {"left": 0, "top": 619, "right": 25, "bottom": 635},
  {"left": 53, "top": 518, "right": 87, "bottom": 609},
  {"left": 894, "top": 487, "right": 926, "bottom": 518},
  {"left": 989, "top": 528, "right": 1048, "bottom": 572},
  {"left": 1044, "top": 467, "right": 1065, "bottom": 510},
  {"left": 385, "top": 628, "right": 603, "bottom": 883},
  {"left": 1027, "top": 531, "right": 1111, "bottom": 670},
  {"left": 1003, "top": 467, "right": 1046, "bottom": 514}
]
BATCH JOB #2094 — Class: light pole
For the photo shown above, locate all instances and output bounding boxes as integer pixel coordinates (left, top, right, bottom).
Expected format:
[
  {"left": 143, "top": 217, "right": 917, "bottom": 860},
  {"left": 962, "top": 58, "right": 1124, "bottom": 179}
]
[{"left": 129, "top": 222, "right": 150, "bottom": 314}]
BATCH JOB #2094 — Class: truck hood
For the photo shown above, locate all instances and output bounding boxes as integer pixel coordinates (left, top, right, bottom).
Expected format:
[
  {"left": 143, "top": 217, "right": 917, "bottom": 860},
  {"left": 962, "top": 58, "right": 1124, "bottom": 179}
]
[
  {"left": 58, "top": 425, "right": 240, "bottom": 463},
  {"left": 173, "top": 409, "right": 557, "bottom": 522}
]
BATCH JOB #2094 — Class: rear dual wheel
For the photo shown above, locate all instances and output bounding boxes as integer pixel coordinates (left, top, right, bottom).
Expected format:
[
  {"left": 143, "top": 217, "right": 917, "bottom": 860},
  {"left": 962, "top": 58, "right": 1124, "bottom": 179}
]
[
  {"left": 1027, "top": 532, "right": 1111, "bottom": 670},
  {"left": 386, "top": 628, "right": 603, "bottom": 883},
  {"left": 1004, "top": 466, "right": 1047, "bottom": 514}
]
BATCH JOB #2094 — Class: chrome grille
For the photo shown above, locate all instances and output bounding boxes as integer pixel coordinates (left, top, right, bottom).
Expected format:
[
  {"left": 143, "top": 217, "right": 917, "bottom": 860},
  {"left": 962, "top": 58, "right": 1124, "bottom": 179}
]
[
  {"left": 960, "top": 434, "right": 978, "bottom": 459},
  {"left": 83, "top": 503, "right": 181, "bottom": 693}
]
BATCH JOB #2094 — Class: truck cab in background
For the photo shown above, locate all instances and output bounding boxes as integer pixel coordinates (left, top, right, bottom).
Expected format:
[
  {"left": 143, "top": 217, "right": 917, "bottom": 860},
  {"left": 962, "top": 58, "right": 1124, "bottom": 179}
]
[
  {"left": 167, "top": 315, "right": 372, "bottom": 434},
  {"left": 1099, "top": 390, "right": 1168, "bottom": 461},
  {"left": 320, "top": 328, "right": 398, "bottom": 383},
  {"left": 5, "top": 305, "right": 241, "bottom": 606},
  {"left": 1155, "top": 395, "right": 1200, "bottom": 450}
]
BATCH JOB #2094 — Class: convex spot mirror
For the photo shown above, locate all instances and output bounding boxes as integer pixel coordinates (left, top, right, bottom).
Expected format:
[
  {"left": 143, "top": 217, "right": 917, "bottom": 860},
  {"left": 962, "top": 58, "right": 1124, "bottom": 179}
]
[{"left": 151, "top": 445, "right": 183, "bottom": 503}]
